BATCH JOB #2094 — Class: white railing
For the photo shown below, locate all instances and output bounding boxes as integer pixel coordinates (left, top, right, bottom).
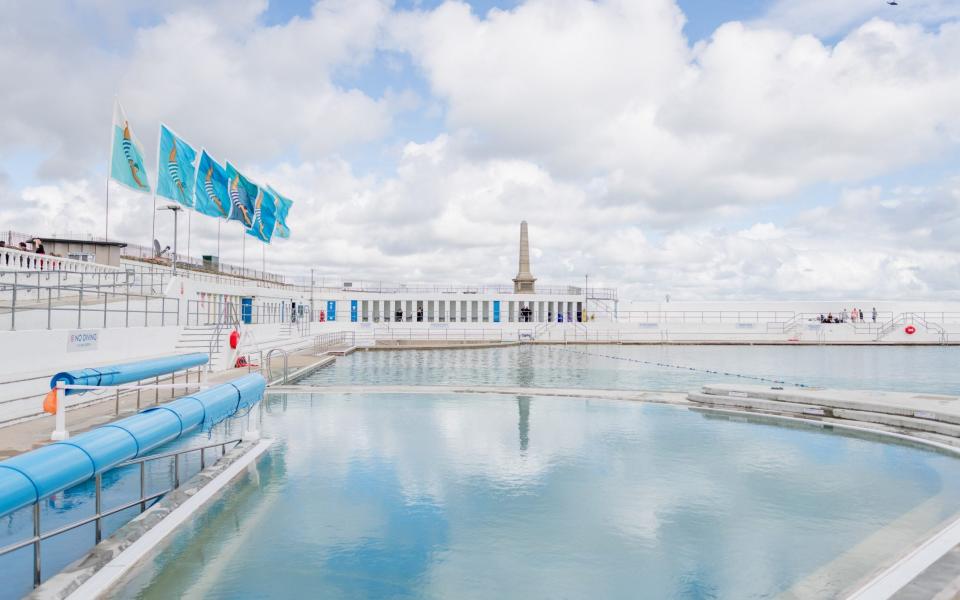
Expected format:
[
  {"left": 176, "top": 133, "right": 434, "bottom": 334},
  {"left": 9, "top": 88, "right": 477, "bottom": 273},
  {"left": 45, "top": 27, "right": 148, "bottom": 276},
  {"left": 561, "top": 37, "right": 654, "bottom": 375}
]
[{"left": 0, "top": 247, "right": 122, "bottom": 275}]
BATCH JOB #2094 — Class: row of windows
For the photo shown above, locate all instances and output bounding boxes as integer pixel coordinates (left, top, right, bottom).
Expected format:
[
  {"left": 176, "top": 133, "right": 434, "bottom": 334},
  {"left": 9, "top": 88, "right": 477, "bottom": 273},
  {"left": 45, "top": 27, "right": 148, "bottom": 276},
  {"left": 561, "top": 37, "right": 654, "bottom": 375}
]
[{"left": 346, "top": 300, "right": 585, "bottom": 323}]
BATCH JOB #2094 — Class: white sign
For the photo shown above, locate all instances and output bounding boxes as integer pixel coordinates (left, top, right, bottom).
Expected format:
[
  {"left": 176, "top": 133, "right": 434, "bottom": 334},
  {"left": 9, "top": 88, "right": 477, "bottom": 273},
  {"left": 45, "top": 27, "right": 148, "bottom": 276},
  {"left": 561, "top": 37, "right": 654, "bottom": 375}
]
[{"left": 68, "top": 330, "right": 99, "bottom": 352}]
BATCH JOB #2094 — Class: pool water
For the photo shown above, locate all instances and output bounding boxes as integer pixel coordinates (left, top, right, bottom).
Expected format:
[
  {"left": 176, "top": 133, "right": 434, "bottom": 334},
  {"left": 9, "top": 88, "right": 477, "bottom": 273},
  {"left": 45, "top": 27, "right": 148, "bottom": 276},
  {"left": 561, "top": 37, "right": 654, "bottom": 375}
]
[
  {"left": 113, "top": 392, "right": 960, "bottom": 599},
  {"left": 295, "top": 345, "right": 960, "bottom": 395}
]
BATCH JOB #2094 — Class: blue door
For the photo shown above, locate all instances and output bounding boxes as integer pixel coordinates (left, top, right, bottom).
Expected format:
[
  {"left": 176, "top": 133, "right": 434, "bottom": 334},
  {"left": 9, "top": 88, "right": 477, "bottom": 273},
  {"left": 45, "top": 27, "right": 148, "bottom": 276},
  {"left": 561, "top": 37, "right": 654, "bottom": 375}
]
[
  {"left": 493, "top": 300, "right": 500, "bottom": 323},
  {"left": 350, "top": 300, "right": 358, "bottom": 322},
  {"left": 327, "top": 300, "right": 337, "bottom": 321},
  {"left": 241, "top": 298, "right": 253, "bottom": 324}
]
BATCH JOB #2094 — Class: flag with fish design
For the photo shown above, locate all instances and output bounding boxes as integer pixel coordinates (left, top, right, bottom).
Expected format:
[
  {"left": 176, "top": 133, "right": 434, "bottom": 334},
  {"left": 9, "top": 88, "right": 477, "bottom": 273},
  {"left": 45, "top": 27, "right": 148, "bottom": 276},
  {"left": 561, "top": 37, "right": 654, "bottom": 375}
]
[
  {"left": 156, "top": 124, "right": 197, "bottom": 207},
  {"left": 109, "top": 101, "right": 151, "bottom": 193},
  {"left": 225, "top": 162, "right": 256, "bottom": 228},
  {"left": 268, "top": 185, "right": 293, "bottom": 239},
  {"left": 193, "top": 150, "right": 231, "bottom": 219},
  {"left": 245, "top": 185, "right": 278, "bottom": 243}
]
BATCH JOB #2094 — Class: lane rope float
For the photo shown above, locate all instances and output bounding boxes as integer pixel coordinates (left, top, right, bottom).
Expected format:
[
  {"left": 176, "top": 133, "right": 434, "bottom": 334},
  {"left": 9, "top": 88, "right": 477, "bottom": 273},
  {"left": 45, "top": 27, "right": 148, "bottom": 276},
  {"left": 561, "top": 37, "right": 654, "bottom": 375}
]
[{"left": 551, "top": 346, "right": 811, "bottom": 388}]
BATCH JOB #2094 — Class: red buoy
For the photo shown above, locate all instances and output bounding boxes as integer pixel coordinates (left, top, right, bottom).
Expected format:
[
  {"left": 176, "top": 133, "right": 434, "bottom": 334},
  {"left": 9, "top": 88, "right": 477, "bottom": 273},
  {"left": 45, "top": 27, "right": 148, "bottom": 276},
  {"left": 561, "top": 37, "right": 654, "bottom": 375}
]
[
  {"left": 229, "top": 329, "right": 240, "bottom": 348},
  {"left": 905, "top": 325, "right": 916, "bottom": 335}
]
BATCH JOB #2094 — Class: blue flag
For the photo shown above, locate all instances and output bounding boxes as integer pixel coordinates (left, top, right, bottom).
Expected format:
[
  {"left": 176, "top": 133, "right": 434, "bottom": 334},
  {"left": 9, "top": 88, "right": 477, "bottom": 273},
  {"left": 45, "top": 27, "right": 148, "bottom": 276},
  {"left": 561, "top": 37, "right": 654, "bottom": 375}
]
[
  {"left": 156, "top": 124, "right": 197, "bottom": 207},
  {"left": 225, "top": 162, "right": 256, "bottom": 228},
  {"left": 246, "top": 186, "right": 277, "bottom": 243},
  {"left": 193, "top": 150, "right": 231, "bottom": 219},
  {"left": 109, "top": 101, "right": 151, "bottom": 193},
  {"left": 268, "top": 186, "right": 293, "bottom": 239}
]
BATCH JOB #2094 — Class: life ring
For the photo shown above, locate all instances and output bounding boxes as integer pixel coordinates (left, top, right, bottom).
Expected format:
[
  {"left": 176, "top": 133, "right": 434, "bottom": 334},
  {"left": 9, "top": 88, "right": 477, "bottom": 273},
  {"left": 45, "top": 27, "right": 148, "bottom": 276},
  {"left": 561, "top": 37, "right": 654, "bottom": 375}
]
[
  {"left": 905, "top": 325, "right": 916, "bottom": 335},
  {"left": 229, "top": 329, "right": 240, "bottom": 348}
]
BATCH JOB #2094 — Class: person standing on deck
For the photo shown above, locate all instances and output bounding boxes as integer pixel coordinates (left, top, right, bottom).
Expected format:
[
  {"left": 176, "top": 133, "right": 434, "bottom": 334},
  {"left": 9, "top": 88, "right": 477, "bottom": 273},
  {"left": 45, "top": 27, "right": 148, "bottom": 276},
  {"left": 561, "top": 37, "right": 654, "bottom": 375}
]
[{"left": 872, "top": 307, "right": 877, "bottom": 323}]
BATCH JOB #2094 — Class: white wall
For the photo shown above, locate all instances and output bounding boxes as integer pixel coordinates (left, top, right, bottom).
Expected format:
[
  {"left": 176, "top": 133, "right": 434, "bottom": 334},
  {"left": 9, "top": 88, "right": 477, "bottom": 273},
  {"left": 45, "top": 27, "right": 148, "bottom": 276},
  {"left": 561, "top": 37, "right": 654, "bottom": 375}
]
[{"left": 0, "top": 326, "right": 181, "bottom": 424}]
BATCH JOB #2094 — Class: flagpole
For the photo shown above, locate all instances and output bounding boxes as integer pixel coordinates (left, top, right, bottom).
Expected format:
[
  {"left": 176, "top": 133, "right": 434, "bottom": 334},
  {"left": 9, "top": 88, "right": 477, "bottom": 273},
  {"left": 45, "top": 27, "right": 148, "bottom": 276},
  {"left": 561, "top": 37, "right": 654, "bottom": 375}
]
[
  {"left": 187, "top": 210, "right": 192, "bottom": 262},
  {"left": 106, "top": 99, "right": 115, "bottom": 242},
  {"left": 262, "top": 242, "right": 265, "bottom": 275},
  {"left": 152, "top": 124, "right": 162, "bottom": 251},
  {"left": 217, "top": 220, "right": 221, "bottom": 263},
  {"left": 241, "top": 228, "right": 246, "bottom": 272}
]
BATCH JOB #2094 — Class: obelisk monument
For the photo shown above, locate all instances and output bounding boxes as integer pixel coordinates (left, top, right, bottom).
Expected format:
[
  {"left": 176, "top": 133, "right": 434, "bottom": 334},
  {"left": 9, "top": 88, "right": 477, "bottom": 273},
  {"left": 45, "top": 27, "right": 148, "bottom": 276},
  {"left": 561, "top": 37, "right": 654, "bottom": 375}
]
[{"left": 513, "top": 220, "right": 536, "bottom": 293}]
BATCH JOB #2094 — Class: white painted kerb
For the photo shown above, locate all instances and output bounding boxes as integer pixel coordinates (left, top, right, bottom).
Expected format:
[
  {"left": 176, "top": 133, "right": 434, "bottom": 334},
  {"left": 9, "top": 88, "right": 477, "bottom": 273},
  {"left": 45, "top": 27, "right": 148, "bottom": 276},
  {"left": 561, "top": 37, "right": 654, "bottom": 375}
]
[{"left": 66, "top": 439, "right": 274, "bottom": 600}]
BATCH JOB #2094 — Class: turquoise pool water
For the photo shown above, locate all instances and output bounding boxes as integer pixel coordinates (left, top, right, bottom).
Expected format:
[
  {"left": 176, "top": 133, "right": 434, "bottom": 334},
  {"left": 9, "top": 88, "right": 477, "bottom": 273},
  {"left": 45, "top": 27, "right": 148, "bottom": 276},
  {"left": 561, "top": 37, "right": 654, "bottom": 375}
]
[
  {"left": 113, "top": 392, "right": 960, "bottom": 599},
  {"left": 296, "top": 345, "right": 960, "bottom": 394}
]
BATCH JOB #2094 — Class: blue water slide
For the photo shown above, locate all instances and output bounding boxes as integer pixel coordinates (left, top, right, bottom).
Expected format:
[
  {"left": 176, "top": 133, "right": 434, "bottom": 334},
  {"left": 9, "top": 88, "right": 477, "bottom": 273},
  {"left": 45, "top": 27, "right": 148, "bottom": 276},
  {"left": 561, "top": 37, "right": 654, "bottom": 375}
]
[
  {"left": 0, "top": 373, "right": 265, "bottom": 519},
  {"left": 50, "top": 353, "right": 209, "bottom": 396}
]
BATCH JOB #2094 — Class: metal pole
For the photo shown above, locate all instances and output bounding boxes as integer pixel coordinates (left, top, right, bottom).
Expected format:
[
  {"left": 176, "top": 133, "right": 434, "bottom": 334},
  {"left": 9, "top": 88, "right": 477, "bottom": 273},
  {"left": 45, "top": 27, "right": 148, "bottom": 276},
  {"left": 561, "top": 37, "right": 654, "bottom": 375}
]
[
  {"left": 114, "top": 388, "right": 120, "bottom": 415},
  {"left": 11, "top": 272, "right": 16, "bottom": 331},
  {"left": 94, "top": 473, "right": 103, "bottom": 543},
  {"left": 172, "top": 209, "right": 178, "bottom": 275},
  {"left": 139, "top": 462, "right": 146, "bottom": 512},
  {"left": 33, "top": 502, "right": 41, "bottom": 587}
]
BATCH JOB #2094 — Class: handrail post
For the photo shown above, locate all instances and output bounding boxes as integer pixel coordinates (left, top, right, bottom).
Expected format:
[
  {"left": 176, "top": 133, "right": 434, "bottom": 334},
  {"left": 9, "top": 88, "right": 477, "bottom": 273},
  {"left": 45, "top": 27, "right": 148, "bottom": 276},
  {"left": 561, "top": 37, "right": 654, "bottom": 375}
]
[
  {"left": 11, "top": 271, "right": 16, "bottom": 331},
  {"left": 94, "top": 473, "right": 103, "bottom": 543},
  {"left": 140, "top": 461, "right": 147, "bottom": 512},
  {"left": 33, "top": 502, "right": 41, "bottom": 587}
]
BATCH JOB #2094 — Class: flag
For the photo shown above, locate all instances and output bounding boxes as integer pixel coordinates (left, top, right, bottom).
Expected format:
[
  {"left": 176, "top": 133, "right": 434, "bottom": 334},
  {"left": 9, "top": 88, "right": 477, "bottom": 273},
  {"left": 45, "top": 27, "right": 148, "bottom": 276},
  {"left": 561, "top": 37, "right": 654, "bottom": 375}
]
[
  {"left": 246, "top": 186, "right": 278, "bottom": 243},
  {"left": 225, "top": 162, "right": 256, "bottom": 228},
  {"left": 193, "top": 150, "right": 231, "bottom": 219},
  {"left": 268, "top": 186, "right": 293, "bottom": 239},
  {"left": 109, "top": 101, "right": 151, "bottom": 193},
  {"left": 156, "top": 124, "right": 197, "bottom": 207}
]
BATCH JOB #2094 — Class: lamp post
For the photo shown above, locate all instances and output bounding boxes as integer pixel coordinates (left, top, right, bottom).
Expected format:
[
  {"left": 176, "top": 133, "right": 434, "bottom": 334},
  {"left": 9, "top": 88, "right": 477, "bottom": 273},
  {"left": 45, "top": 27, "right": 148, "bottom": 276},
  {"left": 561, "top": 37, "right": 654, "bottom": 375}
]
[{"left": 157, "top": 204, "right": 182, "bottom": 275}]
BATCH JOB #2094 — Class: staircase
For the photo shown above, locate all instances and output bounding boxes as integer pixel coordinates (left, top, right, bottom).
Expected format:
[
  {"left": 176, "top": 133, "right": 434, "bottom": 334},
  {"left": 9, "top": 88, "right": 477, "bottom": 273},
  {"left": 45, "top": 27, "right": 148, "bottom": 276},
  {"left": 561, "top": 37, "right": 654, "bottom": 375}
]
[{"left": 175, "top": 325, "right": 223, "bottom": 370}]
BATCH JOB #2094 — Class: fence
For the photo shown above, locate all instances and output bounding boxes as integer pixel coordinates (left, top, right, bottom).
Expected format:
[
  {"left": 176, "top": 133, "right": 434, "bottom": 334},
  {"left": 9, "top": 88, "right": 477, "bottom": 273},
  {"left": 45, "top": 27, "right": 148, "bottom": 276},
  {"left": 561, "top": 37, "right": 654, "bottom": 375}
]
[
  {"left": 314, "top": 331, "right": 356, "bottom": 353},
  {"left": 186, "top": 299, "right": 306, "bottom": 327},
  {"left": 0, "top": 247, "right": 121, "bottom": 275},
  {"left": 0, "top": 270, "right": 180, "bottom": 331},
  {"left": 0, "top": 438, "right": 240, "bottom": 591}
]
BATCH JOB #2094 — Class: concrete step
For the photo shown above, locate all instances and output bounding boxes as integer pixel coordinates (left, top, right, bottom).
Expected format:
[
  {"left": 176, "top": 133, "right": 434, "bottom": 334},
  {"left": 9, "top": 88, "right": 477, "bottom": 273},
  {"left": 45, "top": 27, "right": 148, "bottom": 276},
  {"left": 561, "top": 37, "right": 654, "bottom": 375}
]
[
  {"left": 688, "top": 391, "right": 960, "bottom": 438},
  {"left": 700, "top": 384, "right": 960, "bottom": 426}
]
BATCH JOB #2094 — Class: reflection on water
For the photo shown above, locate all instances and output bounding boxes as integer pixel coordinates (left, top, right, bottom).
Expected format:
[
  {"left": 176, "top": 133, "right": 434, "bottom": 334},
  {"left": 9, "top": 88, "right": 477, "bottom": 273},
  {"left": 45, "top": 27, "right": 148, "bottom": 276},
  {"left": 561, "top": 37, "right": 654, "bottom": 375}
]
[
  {"left": 296, "top": 344, "right": 960, "bottom": 394},
  {"left": 113, "top": 392, "right": 960, "bottom": 600},
  {"left": 518, "top": 396, "right": 530, "bottom": 454}
]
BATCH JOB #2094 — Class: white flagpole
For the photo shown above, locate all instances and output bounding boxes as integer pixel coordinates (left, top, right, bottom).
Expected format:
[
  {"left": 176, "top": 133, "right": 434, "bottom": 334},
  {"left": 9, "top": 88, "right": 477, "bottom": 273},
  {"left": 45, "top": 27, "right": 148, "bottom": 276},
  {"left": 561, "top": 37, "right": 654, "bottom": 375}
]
[
  {"left": 152, "top": 124, "right": 161, "bottom": 251},
  {"left": 106, "top": 99, "right": 116, "bottom": 241},
  {"left": 241, "top": 228, "right": 246, "bottom": 272},
  {"left": 262, "top": 242, "right": 265, "bottom": 275},
  {"left": 217, "top": 219, "right": 221, "bottom": 262},
  {"left": 187, "top": 210, "right": 192, "bottom": 262}
]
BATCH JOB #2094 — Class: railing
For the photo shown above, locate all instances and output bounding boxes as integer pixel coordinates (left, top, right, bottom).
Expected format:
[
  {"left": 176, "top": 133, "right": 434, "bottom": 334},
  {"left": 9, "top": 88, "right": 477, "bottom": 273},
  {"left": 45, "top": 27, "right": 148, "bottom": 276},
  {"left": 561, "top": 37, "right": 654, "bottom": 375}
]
[
  {"left": 284, "top": 278, "right": 617, "bottom": 299},
  {"left": 0, "top": 270, "right": 180, "bottom": 331},
  {"left": 370, "top": 328, "right": 509, "bottom": 343},
  {"left": 0, "top": 438, "right": 241, "bottom": 591},
  {"left": 0, "top": 247, "right": 122, "bottom": 275},
  {"left": 265, "top": 348, "right": 289, "bottom": 384},
  {"left": 186, "top": 299, "right": 301, "bottom": 326},
  {"left": 314, "top": 331, "right": 356, "bottom": 353},
  {"left": 122, "top": 245, "right": 287, "bottom": 284}
]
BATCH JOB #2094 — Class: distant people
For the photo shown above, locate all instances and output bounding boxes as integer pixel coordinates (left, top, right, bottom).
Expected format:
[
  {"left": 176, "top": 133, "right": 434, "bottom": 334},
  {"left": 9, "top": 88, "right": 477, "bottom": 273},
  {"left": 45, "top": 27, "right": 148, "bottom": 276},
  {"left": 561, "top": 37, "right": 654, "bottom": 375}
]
[
  {"left": 33, "top": 238, "right": 45, "bottom": 254},
  {"left": 18, "top": 242, "right": 27, "bottom": 251},
  {"left": 841, "top": 309, "right": 848, "bottom": 323},
  {"left": 872, "top": 307, "right": 877, "bottom": 323},
  {"left": 818, "top": 314, "right": 825, "bottom": 323},
  {"left": 826, "top": 312, "right": 834, "bottom": 323}
]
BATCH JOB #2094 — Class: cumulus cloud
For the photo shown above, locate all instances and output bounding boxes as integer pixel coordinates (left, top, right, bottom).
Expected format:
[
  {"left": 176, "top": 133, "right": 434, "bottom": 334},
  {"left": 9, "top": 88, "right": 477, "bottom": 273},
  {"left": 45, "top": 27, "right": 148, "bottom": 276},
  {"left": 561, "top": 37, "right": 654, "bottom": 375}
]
[{"left": 1, "top": 0, "right": 959, "bottom": 301}]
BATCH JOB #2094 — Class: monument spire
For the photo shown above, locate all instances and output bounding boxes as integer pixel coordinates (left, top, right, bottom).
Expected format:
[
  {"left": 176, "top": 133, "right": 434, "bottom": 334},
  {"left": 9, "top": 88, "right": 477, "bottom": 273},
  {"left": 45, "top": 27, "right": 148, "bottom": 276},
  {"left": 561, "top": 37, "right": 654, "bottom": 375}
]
[{"left": 513, "top": 220, "right": 536, "bottom": 293}]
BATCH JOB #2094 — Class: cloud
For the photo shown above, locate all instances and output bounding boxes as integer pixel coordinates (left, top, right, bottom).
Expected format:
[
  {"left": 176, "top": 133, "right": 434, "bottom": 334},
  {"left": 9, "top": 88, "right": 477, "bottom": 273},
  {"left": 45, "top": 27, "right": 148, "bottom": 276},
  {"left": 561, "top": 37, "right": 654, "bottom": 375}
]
[
  {"left": 1, "top": 0, "right": 959, "bottom": 301},
  {"left": 392, "top": 1, "right": 960, "bottom": 219}
]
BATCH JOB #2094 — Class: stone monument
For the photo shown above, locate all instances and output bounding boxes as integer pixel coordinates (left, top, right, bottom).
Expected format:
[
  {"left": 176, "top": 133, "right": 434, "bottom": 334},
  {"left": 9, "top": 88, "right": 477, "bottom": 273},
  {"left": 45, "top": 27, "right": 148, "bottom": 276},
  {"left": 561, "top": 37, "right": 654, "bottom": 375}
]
[{"left": 513, "top": 220, "right": 536, "bottom": 293}]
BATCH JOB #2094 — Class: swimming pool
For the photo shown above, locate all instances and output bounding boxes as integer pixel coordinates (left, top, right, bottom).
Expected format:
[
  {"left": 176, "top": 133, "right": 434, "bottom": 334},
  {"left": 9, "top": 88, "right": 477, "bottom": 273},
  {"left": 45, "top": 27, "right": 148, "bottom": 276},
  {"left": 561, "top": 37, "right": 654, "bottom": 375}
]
[
  {"left": 111, "top": 391, "right": 960, "bottom": 599},
  {"left": 295, "top": 345, "right": 960, "bottom": 394}
]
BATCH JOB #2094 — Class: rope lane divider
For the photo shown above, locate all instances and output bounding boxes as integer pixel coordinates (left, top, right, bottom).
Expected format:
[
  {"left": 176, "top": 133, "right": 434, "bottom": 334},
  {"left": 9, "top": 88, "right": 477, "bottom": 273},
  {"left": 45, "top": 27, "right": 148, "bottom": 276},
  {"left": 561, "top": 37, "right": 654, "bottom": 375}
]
[{"left": 552, "top": 346, "right": 811, "bottom": 388}]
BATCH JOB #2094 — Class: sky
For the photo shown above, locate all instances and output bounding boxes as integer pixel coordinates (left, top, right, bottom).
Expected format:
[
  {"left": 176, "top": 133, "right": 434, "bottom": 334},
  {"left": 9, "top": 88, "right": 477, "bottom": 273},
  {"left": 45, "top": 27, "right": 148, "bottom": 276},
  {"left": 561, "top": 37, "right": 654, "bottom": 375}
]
[{"left": 0, "top": 0, "right": 958, "bottom": 301}]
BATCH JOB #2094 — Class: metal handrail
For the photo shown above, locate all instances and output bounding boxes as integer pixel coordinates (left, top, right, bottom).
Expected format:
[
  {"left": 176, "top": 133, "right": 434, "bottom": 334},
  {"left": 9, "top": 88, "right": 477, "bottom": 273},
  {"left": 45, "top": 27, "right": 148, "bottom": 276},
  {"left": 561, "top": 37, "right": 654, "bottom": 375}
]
[
  {"left": 0, "top": 437, "right": 242, "bottom": 589},
  {"left": 265, "top": 348, "right": 289, "bottom": 384}
]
